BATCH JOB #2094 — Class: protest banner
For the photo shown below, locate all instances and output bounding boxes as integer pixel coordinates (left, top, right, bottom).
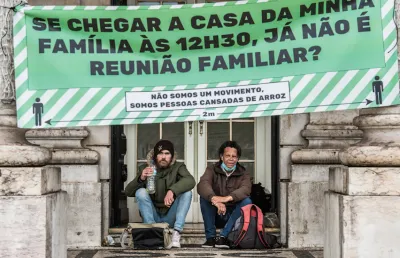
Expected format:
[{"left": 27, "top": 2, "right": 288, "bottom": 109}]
[{"left": 13, "top": 0, "right": 399, "bottom": 128}]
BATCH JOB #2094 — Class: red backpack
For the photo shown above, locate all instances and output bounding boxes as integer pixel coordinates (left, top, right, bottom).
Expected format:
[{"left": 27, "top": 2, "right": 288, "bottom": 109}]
[{"left": 227, "top": 204, "right": 279, "bottom": 249}]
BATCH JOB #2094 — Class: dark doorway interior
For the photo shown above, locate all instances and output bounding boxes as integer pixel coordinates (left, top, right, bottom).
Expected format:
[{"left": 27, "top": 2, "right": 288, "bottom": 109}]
[
  {"left": 110, "top": 125, "right": 128, "bottom": 227},
  {"left": 271, "top": 116, "right": 280, "bottom": 214}
]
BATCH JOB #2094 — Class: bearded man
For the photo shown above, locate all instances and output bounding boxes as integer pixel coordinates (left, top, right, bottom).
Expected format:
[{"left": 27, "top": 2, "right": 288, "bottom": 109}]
[{"left": 125, "top": 139, "right": 196, "bottom": 248}]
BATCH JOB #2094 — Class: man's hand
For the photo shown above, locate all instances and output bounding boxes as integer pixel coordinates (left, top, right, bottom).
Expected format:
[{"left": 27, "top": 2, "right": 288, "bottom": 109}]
[
  {"left": 140, "top": 167, "right": 155, "bottom": 181},
  {"left": 215, "top": 203, "right": 226, "bottom": 215},
  {"left": 164, "top": 190, "right": 175, "bottom": 207},
  {"left": 211, "top": 196, "right": 233, "bottom": 205}
]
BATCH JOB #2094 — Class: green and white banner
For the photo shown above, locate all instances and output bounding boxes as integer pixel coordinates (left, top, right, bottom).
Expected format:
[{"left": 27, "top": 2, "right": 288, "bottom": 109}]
[{"left": 13, "top": 0, "right": 399, "bottom": 128}]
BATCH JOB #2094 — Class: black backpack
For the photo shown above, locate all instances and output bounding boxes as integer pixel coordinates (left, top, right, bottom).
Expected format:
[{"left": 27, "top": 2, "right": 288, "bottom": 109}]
[
  {"left": 250, "top": 182, "right": 271, "bottom": 214},
  {"left": 227, "top": 204, "right": 279, "bottom": 249}
]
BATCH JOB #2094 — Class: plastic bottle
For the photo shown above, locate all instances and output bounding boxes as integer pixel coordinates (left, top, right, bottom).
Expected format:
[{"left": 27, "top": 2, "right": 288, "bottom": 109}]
[{"left": 146, "top": 163, "right": 157, "bottom": 194}]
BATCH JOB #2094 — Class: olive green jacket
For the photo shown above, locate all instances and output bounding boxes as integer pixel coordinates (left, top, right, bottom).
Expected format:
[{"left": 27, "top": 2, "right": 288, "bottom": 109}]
[{"left": 125, "top": 152, "right": 195, "bottom": 214}]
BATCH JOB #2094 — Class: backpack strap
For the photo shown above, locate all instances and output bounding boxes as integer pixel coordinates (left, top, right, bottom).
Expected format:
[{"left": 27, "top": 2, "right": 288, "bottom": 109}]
[
  {"left": 254, "top": 205, "right": 270, "bottom": 248},
  {"left": 233, "top": 204, "right": 252, "bottom": 246},
  {"left": 240, "top": 204, "right": 252, "bottom": 232}
]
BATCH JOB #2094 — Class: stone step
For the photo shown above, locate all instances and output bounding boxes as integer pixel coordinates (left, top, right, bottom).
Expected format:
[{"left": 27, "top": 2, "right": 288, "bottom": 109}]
[
  {"left": 109, "top": 225, "right": 280, "bottom": 235},
  {"left": 108, "top": 224, "right": 280, "bottom": 247},
  {"left": 109, "top": 233, "right": 207, "bottom": 246}
]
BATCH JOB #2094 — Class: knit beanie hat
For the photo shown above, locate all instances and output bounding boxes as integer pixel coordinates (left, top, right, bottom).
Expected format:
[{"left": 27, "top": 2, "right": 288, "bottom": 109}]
[{"left": 153, "top": 140, "right": 174, "bottom": 159}]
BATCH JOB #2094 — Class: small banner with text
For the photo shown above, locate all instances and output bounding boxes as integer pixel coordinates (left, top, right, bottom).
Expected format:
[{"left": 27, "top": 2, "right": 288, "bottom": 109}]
[{"left": 13, "top": 0, "right": 399, "bottom": 128}]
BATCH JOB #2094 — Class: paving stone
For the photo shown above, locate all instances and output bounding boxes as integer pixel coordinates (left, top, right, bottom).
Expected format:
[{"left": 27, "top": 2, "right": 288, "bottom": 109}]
[{"left": 67, "top": 248, "right": 323, "bottom": 258}]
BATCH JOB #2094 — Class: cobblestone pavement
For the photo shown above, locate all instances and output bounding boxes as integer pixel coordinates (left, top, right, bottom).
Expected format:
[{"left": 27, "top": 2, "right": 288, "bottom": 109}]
[{"left": 68, "top": 248, "right": 323, "bottom": 258}]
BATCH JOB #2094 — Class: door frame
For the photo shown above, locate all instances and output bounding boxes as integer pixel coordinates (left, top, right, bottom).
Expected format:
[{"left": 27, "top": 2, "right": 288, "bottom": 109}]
[
  {"left": 109, "top": 116, "right": 280, "bottom": 226},
  {"left": 196, "top": 117, "right": 272, "bottom": 191},
  {"left": 123, "top": 122, "right": 196, "bottom": 223}
]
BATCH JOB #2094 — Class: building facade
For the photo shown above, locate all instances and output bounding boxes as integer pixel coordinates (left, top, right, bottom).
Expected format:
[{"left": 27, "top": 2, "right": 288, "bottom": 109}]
[{"left": 1, "top": 0, "right": 400, "bottom": 257}]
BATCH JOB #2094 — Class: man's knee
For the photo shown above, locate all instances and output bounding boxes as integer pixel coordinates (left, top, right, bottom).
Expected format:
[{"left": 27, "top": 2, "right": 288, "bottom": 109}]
[
  {"left": 200, "top": 196, "right": 210, "bottom": 205},
  {"left": 180, "top": 190, "right": 192, "bottom": 199},
  {"left": 177, "top": 191, "right": 192, "bottom": 204},
  {"left": 239, "top": 197, "right": 252, "bottom": 206},
  {"left": 135, "top": 188, "right": 149, "bottom": 200},
  {"left": 200, "top": 196, "right": 215, "bottom": 210}
]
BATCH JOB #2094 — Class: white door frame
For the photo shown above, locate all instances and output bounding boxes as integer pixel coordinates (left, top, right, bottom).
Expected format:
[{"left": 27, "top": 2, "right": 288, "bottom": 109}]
[
  {"left": 124, "top": 117, "right": 271, "bottom": 223},
  {"left": 125, "top": 124, "right": 140, "bottom": 223},
  {"left": 125, "top": 122, "right": 197, "bottom": 222},
  {"left": 197, "top": 117, "right": 272, "bottom": 191},
  {"left": 255, "top": 117, "right": 272, "bottom": 192}
]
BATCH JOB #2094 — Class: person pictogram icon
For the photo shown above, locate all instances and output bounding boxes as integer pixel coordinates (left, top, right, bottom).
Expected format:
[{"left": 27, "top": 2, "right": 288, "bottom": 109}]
[
  {"left": 372, "top": 76, "right": 384, "bottom": 105},
  {"left": 32, "top": 98, "right": 44, "bottom": 126}
]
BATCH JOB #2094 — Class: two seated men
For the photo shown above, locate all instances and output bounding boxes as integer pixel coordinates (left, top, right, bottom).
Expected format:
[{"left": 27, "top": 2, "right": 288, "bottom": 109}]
[{"left": 125, "top": 139, "right": 252, "bottom": 248}]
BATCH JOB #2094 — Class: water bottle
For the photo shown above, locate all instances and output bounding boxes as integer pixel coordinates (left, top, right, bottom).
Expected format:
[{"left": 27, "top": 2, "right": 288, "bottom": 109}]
[{"left": 146, "top": 164, "right": 157, "bottom": 194}]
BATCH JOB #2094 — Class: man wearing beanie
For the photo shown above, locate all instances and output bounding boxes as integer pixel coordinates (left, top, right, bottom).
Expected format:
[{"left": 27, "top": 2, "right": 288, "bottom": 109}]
[
  {"left": 197, "top": 140, "right": 252, "bottom": 249},
  {"left": 125, "top": 139, "right": 196, "bottom": 248}
]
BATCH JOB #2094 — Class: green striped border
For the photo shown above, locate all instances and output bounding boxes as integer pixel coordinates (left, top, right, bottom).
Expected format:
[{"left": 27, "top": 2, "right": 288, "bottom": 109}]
[{"left": 13, "top": 0, "right": 400, "bottom": 128}]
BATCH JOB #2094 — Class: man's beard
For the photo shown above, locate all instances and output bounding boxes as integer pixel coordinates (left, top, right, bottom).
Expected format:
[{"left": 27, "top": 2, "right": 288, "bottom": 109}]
[{"left": 157, "top": 159, "right": 171, "bottom": 168}]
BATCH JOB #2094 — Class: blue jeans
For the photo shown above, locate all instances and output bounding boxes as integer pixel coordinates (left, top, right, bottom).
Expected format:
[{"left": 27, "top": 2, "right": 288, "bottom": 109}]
[
  {"left": 135, "top": 188, "right": 192, "bottom": 232},
  {"left": 200, "top": 196, "right": 252, "bottom": 239}
]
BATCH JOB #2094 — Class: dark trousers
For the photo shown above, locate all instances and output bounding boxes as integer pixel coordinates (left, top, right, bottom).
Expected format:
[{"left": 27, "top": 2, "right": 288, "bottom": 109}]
[{"left": 200, "top": 196, "right": 252, "bottom": 239}]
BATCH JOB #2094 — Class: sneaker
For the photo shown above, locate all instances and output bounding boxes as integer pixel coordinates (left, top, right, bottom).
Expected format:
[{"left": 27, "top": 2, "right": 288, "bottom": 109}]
[
  {"left": 170, "top": 230, "right": 181, "bottom": 248},
  {"left": 215, "top": 236, "right": 230, "bottom": 249},
  {"left": 202, "top": 237, "right": 216, "bottom": 248}
]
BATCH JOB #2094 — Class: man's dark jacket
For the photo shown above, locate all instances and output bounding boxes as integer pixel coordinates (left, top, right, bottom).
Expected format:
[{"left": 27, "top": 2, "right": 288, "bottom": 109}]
[
  {"left": 197, "top": 163, "right": 251, "bottom": 205},
  {"left": 125, "top": 150, "right": 196, "bottom": 214}
]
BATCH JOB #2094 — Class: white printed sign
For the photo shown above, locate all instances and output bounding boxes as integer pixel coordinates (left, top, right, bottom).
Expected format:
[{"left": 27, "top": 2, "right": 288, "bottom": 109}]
[
  {"left": 125, "top": 82, "right": 290, "bottom": 112},
  {"left": 200, "top": 109, "right": 219, "bottom": 120}
]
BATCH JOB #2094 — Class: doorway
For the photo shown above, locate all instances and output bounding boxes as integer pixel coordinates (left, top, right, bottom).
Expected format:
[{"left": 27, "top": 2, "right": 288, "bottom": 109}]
[{"left": 110, "top": 117, "right": 278, "bottom": 225}]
